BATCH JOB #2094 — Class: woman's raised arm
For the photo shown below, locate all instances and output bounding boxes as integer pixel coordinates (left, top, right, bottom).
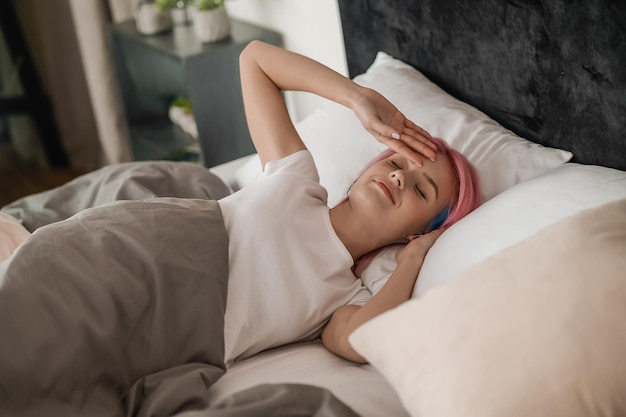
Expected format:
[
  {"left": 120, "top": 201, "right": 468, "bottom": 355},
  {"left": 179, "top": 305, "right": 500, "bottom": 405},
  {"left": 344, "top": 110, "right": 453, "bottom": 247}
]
[
  {"left": 238, "top": 41, "right": 436, "bottom": 168},
  {"left": 322, "top": 229, "right": 445, "bottom": 363}
]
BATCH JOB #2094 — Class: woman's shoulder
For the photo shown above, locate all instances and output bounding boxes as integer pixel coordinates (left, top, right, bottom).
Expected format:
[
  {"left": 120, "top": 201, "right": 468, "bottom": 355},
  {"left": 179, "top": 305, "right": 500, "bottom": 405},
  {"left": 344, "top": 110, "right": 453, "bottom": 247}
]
[{"left": 259, "top": 150, "right": 319, "bottom": 181}]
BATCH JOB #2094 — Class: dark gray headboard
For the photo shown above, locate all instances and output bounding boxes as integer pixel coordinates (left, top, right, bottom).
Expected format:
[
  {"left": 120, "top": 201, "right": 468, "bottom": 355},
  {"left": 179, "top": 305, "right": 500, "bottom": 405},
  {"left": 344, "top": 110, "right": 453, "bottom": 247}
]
[{"left": 338, "top": 0, "right": 626, "bottom": 171}]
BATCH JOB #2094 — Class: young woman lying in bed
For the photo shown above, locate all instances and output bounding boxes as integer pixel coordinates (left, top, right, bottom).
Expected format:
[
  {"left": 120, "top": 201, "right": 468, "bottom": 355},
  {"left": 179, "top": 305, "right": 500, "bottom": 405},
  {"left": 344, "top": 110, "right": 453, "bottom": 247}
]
[
  {"left": 231, "top": 40, "right": 480, "bottom": 363},
  {"left": 0, "top": 41, "right": 480, "bottom": 413}
]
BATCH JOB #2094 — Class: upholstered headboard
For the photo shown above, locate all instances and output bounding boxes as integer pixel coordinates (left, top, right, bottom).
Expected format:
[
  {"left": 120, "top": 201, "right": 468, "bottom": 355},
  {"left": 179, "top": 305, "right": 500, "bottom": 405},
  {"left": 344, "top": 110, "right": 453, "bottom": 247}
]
[{"left": 338, "top": 0, "right": 626, "bottom": 171}]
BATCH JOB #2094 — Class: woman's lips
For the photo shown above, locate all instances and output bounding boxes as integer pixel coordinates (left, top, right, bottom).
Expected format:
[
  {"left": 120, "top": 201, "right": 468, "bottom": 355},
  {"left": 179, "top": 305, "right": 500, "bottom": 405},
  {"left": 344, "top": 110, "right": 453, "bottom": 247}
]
[{"left": 375, "top": 179, "right": 395, "bottom": 204}]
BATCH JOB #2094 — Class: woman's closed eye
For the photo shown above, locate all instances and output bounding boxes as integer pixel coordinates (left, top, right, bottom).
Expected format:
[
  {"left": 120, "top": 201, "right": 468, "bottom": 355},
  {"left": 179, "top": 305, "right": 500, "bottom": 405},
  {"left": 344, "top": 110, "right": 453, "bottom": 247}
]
[
  {"left": 414, "top": 184, "right": 426, "bottom": 200},
  {"left": 391, "top": 160, "right": 427, "bottom": 200}
]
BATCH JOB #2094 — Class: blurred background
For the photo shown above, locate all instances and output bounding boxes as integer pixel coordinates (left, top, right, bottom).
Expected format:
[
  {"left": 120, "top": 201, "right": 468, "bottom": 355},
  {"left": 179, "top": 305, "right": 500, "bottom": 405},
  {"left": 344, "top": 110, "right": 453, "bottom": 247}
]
[{"left": 0, "top": 0, "right": 348, "bottom": 205}]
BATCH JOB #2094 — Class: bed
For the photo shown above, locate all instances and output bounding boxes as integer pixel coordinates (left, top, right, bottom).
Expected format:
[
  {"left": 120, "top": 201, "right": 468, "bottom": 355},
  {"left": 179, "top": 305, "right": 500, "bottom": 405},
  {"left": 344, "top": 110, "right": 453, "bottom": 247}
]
[{"left": 1, "top": 1, "right": 625, "bottom": 416}]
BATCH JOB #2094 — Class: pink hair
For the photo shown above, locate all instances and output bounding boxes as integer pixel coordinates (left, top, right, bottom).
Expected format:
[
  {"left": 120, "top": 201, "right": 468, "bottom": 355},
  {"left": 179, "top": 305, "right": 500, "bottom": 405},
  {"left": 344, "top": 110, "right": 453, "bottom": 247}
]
[
  {"left": 352, "top": 138, "right": 482, "bottom": 275},
  {"left": 430, "top": 137, "right": 482, "bottom": 227}
]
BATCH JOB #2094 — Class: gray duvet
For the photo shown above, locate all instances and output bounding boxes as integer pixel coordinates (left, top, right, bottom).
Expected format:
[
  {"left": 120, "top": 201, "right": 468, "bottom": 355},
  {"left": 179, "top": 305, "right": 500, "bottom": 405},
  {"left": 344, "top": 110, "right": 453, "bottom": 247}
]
[{"left": 0, "top": 162, "right": 359, "bottom": 417}]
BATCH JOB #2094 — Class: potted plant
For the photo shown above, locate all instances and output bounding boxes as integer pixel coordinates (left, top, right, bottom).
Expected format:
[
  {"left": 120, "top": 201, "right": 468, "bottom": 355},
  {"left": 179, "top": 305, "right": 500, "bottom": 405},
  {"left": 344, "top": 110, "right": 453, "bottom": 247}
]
[
  {"left": 135, "top": 0, "right": 172, "bottom": 35},
  {"left": 156, "top": 0, "right": 195, "bottom": 26},
  {"left": 193, "top": 0, "right": 231, "bottom": 43}
]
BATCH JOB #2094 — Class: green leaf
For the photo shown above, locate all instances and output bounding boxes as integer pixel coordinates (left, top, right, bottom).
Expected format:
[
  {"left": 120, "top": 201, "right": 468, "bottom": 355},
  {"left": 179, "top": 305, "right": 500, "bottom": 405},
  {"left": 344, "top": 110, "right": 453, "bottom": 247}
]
[{"left": 196, "top": 0, "right": 225, "bottom": 11}]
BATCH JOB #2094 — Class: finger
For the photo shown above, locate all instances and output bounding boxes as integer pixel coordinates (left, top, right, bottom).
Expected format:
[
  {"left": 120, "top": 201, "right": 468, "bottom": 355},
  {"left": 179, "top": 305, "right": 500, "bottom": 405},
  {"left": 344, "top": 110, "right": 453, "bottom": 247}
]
[
  {"left": 404, "top": 119, "right": 434, "bottom": 142},
  {"left": 399, "top": 134, "right": 437, "bottom": 163},
  {"left": 414, "top": 228, "right": 444, "bottom": 242},
  {"left": 403, "top": 126, "right": 438, "bottom": 152},
  {"left": 401, "top": 131, "right": 438, "bottom": 161},
  {"left": 410, "top": 228, "right": 444, "bottom": 250},
  {"left": 403, "top": 120, "right": 438, "bottom": 158},
  {"left": 379, "top": 122, "right": 402, "bottom": 140},
  {"left": 426, "top": 229, "right": 446, "bottom": 246},
  {"left": 426, "top": 227, "right": 446, "bottom": 238},
  {"left": 370, "top": 118, "right": 402, "bottom": 142},
  {"left": 383, "top": 138, "right": 426, "bottom": 167},
  {"left": 372, "top": 118, "right": 435, "bottom": 165}
]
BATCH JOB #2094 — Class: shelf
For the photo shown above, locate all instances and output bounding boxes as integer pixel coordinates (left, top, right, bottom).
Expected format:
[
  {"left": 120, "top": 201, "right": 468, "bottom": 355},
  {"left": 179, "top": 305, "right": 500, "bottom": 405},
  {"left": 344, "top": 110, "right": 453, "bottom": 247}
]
[
  {"left": 111, "top": 18, "right": 274, "bottom": 60},
  {"left": 109, "top": 18, "right": 281, "bottom": 167}
]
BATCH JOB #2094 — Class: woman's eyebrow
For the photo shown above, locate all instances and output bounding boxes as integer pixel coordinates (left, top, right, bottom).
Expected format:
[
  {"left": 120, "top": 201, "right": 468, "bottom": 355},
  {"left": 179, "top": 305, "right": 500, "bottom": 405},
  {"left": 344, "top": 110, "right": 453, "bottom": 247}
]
[
  {"left": 423, "top": 173, "right": 439, "bottom": 200},
  {"left": 407, "top": 158, "right": 439, "bottom": 199}
]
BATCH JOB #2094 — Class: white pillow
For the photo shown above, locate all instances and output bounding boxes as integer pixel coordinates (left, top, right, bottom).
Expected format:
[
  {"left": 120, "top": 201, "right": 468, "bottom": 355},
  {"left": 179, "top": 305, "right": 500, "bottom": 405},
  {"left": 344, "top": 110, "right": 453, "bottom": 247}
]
[
  {"left": 350, "top": 197, "right": 626, "bottom": 417},
  {"left": 359, "top": 162, "right": 626, "bottom": 297},
  {"left": 414, "top": 162, "right": 626, "bottom": 295},
  {"left": 234, "top": 51, "right": 572, "bottom": 206}
]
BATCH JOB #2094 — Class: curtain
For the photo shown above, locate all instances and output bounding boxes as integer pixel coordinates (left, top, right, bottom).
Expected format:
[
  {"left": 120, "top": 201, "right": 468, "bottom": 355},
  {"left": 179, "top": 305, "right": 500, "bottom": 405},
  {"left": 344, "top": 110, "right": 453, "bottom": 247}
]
[
  {"left": 67, "top": 0, "right": 133, "bottom": 167},
  {"left": 15, "top": 0, "right": 135, "bottom": 170}
]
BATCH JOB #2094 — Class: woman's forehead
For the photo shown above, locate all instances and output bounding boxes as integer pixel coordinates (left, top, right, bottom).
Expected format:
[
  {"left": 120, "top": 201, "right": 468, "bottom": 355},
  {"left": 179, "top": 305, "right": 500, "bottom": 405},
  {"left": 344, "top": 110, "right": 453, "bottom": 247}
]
[{"left": 385, "top": 150, "right": 448, "bottom": 167}]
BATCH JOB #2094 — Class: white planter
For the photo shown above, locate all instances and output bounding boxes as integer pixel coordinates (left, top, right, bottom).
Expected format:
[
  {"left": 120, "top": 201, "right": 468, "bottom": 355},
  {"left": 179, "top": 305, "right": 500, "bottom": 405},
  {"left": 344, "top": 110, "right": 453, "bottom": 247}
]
[
  {"left": 171, "top": 5, "right": 194, "bottom": 26},
  {"left": 135, "top": 3, "right": 171, "bottom": 35},
  {"left": 193, "top": 7, "right": 231, "bottom": 43}
]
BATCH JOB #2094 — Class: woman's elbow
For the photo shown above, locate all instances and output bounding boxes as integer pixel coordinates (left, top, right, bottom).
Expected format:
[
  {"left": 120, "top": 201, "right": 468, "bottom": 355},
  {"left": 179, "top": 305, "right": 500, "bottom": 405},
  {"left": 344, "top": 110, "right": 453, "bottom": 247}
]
[
  {"left": 322, "top": 323, "right": 368, "bottom": 364},
  {"left": 239, "top": 40, "right": 265, "bottom": 64}
]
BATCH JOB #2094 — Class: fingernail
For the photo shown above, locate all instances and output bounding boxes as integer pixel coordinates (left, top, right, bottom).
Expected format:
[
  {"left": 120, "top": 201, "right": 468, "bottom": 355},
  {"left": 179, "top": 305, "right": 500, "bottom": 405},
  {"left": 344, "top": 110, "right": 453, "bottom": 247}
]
[{"left": 391, "top": 132, "right": 400, "bottom": 140}]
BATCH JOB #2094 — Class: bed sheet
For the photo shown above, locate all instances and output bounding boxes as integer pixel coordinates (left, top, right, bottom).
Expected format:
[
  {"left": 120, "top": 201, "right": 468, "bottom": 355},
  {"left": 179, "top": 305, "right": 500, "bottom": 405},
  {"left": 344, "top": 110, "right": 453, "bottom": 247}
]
[
  {"left": 0, "top": 178, "right": 364, "bottom": 416},
  {"left": 208, "top": 341, "right": 409, "bottom": 417},
  {"left": 1, "top": 198, "right": 230, "bottom": 415}
]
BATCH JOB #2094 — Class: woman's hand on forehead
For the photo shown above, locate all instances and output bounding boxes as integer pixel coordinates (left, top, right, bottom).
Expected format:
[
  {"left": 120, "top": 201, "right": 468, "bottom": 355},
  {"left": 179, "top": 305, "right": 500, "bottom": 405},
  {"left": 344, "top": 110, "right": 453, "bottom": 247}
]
[
  {"left": 388, "top": 119, "right": 438, "bottom": 167},
  {"left": 352, "top": 87, "right": 437, "bottom": 166}
]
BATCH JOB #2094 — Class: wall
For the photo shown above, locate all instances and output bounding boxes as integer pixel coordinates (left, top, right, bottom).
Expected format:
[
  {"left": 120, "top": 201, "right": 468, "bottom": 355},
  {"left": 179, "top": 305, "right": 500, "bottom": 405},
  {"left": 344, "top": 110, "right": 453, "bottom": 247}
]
[{"left": 226, "top": 0, "right": 347, "bottom": 122}]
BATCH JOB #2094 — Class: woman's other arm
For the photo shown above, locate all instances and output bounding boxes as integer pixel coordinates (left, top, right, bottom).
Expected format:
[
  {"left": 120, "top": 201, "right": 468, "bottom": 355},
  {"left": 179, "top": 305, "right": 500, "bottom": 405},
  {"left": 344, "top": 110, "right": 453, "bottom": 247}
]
[
  {"left": 238, "top": 41, "right": 436, "bottom": 168},
  {"left": 321, "top": 229, "right": 444, "bottom": 363}
]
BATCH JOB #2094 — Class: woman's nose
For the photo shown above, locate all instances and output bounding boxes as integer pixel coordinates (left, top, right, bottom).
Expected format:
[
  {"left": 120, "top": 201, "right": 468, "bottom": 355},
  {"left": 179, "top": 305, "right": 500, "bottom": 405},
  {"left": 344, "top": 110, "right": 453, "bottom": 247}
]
[{"left": 390, "top": 171, "right": 405, "bottom": 190}]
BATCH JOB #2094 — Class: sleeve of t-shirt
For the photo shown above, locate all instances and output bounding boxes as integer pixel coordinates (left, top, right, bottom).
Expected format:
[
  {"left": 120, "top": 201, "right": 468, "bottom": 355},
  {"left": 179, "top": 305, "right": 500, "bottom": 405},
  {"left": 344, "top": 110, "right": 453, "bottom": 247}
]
[
  {"left": 347, "top": 285, "right": 372, "bottom": 307},
  {"left": 256, "top": 150, "right": 319, "bottom": 183},
  {"left": 359, "top": 246, "right": 402, "bottom": 296}
]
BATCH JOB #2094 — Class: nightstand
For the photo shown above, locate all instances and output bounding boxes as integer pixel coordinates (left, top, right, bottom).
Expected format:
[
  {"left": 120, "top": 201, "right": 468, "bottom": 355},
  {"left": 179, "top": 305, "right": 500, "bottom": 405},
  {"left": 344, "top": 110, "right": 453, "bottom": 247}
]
[{"left": 108, "top": 18, "right": 280, "bottom": 167}]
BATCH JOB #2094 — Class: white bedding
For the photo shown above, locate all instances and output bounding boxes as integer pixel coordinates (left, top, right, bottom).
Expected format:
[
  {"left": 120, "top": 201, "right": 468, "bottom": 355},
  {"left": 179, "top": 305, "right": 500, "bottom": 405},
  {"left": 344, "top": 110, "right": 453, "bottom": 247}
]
[
  {"left": 3, "top": 153, "right": 622, "bottom": 416},
  {"left": 209, "top": 154, "right": 626, "bottom": 417},
  {"left": 207, "top": 341, "right": 409, "bottom": 417}
]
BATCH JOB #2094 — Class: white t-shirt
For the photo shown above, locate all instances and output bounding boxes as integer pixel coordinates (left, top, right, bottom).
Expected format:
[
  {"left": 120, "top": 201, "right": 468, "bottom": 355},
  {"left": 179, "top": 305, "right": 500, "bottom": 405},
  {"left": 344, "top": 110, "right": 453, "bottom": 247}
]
[{"left": 218, "top": 150, "right": 371, "bottom": 365}]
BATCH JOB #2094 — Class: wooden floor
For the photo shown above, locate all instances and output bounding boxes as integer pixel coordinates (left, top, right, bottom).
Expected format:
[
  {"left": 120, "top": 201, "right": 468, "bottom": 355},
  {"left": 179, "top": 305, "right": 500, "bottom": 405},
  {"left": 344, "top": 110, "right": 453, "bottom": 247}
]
[
  {"left": 0, "top": 167, "right": 85, "bottom": 207},
  {"left": 0, "top": 140, "right": 86, "bottom": 207}
]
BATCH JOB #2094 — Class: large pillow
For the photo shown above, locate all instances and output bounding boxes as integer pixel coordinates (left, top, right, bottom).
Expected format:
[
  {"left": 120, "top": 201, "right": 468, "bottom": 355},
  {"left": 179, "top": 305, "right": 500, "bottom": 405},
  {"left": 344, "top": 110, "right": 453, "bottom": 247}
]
[
  {"left": 234, "top": 51, "right": 572, "bottom": 206},
  {"left": 350, "top": 197, "right": 626, "bottom": 417},
  {"left": 359, "top": 162, "right": 626, "bottom": 297}
]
